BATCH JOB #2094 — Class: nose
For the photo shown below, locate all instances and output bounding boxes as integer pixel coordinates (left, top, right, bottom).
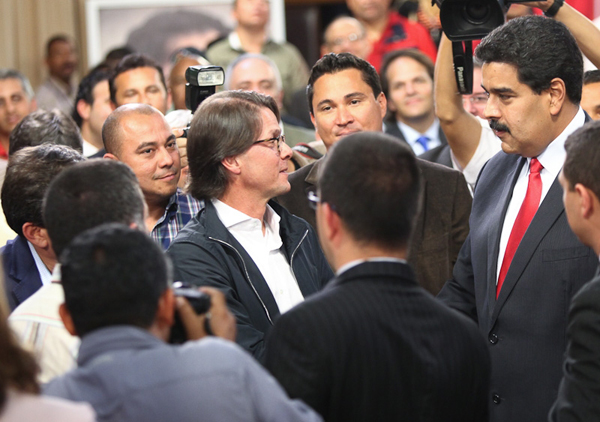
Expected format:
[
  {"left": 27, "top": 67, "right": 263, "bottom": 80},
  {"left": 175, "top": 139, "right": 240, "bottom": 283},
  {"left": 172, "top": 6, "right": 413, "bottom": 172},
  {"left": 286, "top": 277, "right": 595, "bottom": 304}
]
[
  {"left": 483, "top": 95, "right": 500, "bottom": 121},
  {"left": 335, "top": 106, "right": 354, "bottom": 126},
  {"left": 404, "top": 82, "right": 416, "bottom": 95},
  {"left": 279, "top": 141, "right": 293, "bottom": 160},
  {"left": 157, "top": 147, "right": 175, "bottom": 168}
]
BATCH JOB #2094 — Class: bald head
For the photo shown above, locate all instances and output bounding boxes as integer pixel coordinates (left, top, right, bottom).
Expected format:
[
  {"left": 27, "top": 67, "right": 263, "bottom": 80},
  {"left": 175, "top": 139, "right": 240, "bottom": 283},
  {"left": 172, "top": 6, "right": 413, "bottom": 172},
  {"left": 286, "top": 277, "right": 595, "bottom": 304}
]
[
  {"left": 322, "top": 16, "right": 370, "bottom": 59},
  {"left": 102, "top": 103, "right": 166, "bottom": 155},
  {"left": 225, "top": 54, "right": 284, "bottom": 109}
]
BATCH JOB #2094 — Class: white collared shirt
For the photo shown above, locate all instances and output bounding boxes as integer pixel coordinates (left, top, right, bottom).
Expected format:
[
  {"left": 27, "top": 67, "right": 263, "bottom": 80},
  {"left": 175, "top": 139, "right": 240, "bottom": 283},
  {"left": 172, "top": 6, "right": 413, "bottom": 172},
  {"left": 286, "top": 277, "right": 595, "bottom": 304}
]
[
  {"left": 212, "top": 199, "right": 304, "bottom": 313},
  {"left": 496, "top": 107, "right": 585, "bottom": 282},
  {"left": 27, "top": 241, "right": 52, "bottom": 286},
  {"left": 397, "top": 119, "right": 443, "bottom": 155}
]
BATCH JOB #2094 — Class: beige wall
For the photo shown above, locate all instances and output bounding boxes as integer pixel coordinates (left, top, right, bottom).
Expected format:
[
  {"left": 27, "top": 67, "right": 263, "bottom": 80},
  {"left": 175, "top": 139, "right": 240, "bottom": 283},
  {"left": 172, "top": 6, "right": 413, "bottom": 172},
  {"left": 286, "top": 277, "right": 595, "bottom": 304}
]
[{"left": 0, "top": 0, "right": 82, "bottom": 89}]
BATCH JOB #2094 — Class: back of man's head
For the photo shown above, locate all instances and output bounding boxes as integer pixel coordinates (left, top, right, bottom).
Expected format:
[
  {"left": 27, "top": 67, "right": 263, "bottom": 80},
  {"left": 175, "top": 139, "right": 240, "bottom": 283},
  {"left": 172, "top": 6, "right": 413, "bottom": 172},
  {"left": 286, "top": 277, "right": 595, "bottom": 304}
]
[
  {"left": 187, "top": 90, "right": 279, "bottom": 201},
  {"left": 476, "top": 16, "right": 583, "bottom": 104},
  {"left": 43, "top": 159, "right": 146, "bottom": 257},
  {"left": 318, "top": 132, "right": 422, "bottom": 250},
  {"left": 109, "top": 54, "right": 167, "bottom": 106},
  {"left": 307, "top": 53, "right": 381, "bottom": 114},
  {"left": 1, "top": 144, "right": 84, "bottom": 236},
  {"left": 72, "top": 67, "right": 111, "bottom": 128},
  {"left": 563, "top": 120, "right": 600, "bottom": 200},
  {"left": 9, "top": 109, "right": 83, "bottom": 156},
  {"left": 60, "top": 224, "right": 169, "bottom": 337}
]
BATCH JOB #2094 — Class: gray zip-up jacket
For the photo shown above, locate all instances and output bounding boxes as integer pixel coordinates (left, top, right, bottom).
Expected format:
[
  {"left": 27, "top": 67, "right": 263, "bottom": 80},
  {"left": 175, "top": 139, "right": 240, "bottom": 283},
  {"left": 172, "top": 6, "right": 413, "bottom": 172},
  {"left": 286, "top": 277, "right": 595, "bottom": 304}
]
[{"left": 167, "top": 200, "right": 333, "bottom": 362}]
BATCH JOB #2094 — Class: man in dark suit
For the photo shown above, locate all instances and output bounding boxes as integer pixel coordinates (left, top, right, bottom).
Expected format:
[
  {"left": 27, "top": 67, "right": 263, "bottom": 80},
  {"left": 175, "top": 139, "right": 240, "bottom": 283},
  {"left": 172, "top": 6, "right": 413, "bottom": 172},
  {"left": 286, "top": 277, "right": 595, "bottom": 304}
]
[
  {"left": 278, "top": 53, "right": 471, "bottom": 295},
  {"left": 379, "top": 49, "right": 452, "bottom": 168},
  {"left": 1, "top": 145, "right": 84, "bottom": 310},
  {"left": 548, "top": 121, "right": 600, "bottom": 421},
  {"left": 266, "top": 132, "right": 490, "bottom": 422},
  {"left": 437, "top": 17, "right": 599, "bottom": 422}
]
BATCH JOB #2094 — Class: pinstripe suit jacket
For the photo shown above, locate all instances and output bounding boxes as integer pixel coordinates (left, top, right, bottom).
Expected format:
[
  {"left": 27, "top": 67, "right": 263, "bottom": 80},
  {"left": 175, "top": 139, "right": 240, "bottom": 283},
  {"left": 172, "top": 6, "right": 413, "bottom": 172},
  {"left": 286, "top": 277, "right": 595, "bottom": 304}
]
[
  {"left": 438, "top": 151, "right": 598, "bottom": 422},
  {"left": 265, "top": 261, "right": 490, "bottom": 422}
]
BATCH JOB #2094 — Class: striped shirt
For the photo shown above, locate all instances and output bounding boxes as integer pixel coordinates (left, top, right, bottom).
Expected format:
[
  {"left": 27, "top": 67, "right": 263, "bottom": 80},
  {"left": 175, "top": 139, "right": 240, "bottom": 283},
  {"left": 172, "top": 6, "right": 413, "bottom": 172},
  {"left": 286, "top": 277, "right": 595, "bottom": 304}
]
[{"left": 151, "top": 189, "right": 203, "bottom": 249}]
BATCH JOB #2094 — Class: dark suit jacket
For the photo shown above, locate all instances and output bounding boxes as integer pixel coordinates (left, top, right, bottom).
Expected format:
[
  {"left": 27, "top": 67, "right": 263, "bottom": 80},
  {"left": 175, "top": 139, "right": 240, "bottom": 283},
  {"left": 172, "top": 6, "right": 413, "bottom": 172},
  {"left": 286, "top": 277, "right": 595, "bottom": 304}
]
[
  {"left": 549, "top": 272, "right": 600, "bottom": 422},
  {"left": 278, "top": 157, "right": 472, "bottom": 294},
  {"left": 384, "top": 116, "right": 453, "bottom": 168},
  {"left": 2, "top": 235, "right": 43, "bottom": 311},
  {"left": 438, "top": 153, "right": 598, "bottom": 422},
  {"left": 265, "top": 261, "right": 490, "bottom": 422}
]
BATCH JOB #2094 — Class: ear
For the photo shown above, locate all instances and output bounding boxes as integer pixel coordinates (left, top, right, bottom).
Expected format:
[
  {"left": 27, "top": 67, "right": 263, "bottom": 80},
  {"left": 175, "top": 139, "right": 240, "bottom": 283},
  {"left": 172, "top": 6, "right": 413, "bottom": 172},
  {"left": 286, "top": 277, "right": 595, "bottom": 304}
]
[
  {"left": 103, "top": 152, "right": 119, "bottom": 161},
  {"left": 22, "top": 223, "right": 49, "bottom": 249},
  {"left": 548, "top": 77, "right": 567, "bottom": 116},
  {"left": 377, "top": 92, "right": 387, "bottom": 119},
  {"left": 76, "top": 99, "right": 91, "bottom": 121},
  {"left": 110, "top": 101, "right": 117, "bottom": 111},
  {"left": 29, "top": 99, "right": 37, "bottom": 112},
  {"left": 221, "top": 155, "right": 242, "bottom": 175},
  {"left": 155, "top": 288, "right": 175, "bottom": 329},
  {"left": 166, "top": 88, "right": 173, "bottom": 111},
  {"left": 320, "top": 44, "right": 328, "bottom": 57},
  {"left": 319, "top": 202, "right": 342, "bottom": 245},
  {"left": 59, "top": 303, "right": 78, "bottom": 336},
  {"left": 576, "top": 183, "right": 595, "bottom": 219}
]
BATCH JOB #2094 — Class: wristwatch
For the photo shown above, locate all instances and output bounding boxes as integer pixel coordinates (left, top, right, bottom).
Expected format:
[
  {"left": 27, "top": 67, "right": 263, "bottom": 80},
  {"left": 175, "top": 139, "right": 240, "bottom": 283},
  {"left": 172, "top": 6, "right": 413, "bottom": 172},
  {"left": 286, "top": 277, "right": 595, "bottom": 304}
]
[{"left": 544, "top": 0, "right": 564, "bottom": 18}]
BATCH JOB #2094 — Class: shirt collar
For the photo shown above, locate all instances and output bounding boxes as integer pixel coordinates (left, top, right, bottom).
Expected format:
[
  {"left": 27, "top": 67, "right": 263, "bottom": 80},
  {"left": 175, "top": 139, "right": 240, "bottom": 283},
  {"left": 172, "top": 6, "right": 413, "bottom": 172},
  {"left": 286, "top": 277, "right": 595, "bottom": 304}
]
[
  {"left": 534, "top": 107, "right": 585, "bottom": 175},
  {"left": 228, "top": 31, "right": 270, "bottom": 52},
  {"left": 27, "top": 240, "right": 52, "bottom": 285},
  {"left": 336, "top": 257, "right": 408, "bottom": 277},
  {"left": 397, "top": 119, "right": 440, "bottom": 146},
  {"left": 212, "top": 198, "right": 280, "bottom": 230}
]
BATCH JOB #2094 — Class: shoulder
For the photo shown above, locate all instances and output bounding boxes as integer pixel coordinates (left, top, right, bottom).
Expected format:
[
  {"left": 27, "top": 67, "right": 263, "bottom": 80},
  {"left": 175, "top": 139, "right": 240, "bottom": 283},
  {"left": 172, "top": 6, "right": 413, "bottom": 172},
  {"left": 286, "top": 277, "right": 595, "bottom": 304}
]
[
  {"left": 2, "top": 391, "right": 95, "bottom": 422},
  {"left": 417, "top": 158, "right": 462, "bottom": 181}
]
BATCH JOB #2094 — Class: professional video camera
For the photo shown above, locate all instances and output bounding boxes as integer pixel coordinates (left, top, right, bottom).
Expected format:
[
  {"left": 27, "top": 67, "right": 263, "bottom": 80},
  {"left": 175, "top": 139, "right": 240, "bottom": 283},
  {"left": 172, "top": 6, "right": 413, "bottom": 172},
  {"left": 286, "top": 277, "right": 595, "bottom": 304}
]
[
  {"left": 181, "top": 65, "right": 224, "bottom": 137},
  {"left": 434, "top": 0, "right": 528, "bottom": 94}
]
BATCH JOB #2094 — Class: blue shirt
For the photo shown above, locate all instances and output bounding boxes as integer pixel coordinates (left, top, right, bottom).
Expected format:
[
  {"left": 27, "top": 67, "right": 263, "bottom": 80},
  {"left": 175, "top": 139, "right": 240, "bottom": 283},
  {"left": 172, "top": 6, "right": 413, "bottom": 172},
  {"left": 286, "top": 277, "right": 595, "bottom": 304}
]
[
  {"left": 151, "top": 189, "right": 203, "bottom": 249},
  {"left": 44, "top": 326, "right": 323, "bottom": 422}
]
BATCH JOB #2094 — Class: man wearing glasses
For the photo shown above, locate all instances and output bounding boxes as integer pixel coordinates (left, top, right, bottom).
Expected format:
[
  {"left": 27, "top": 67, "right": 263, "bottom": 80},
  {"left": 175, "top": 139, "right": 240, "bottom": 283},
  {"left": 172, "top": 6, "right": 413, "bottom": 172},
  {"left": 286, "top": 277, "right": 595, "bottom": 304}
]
[{"left": 167, "top": 90, "right": 333, "bottom": 362}]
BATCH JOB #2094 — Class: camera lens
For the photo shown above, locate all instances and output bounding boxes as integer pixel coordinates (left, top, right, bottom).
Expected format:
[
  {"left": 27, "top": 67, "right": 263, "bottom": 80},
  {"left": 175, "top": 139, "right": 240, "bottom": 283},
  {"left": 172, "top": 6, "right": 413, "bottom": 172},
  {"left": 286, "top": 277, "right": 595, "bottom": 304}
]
[{"left": 462, "top": 0, "right": 490, "bottom": 24}]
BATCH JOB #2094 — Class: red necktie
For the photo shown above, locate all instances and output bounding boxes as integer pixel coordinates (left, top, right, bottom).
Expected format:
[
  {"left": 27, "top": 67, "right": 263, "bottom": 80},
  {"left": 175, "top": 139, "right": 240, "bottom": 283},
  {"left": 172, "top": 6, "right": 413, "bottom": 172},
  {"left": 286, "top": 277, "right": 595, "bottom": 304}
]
[{"left": 496, "top": 158, "right": 543, "bottom": 299}]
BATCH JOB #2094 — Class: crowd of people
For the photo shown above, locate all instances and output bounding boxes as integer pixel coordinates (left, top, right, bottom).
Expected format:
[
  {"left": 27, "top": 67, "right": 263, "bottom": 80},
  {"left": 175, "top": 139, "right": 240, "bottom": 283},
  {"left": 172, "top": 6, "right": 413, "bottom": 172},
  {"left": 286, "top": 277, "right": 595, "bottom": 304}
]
[{"left": 1, "top": 0, "right": 600, "bottom": 421}]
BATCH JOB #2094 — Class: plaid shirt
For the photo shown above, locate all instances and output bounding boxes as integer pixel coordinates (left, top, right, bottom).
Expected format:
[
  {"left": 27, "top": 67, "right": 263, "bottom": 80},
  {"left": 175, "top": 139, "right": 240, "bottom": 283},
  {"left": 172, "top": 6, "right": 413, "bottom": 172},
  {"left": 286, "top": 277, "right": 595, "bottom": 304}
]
[{"left": 151, "top": 189, "right": 203, "bottom": 249}]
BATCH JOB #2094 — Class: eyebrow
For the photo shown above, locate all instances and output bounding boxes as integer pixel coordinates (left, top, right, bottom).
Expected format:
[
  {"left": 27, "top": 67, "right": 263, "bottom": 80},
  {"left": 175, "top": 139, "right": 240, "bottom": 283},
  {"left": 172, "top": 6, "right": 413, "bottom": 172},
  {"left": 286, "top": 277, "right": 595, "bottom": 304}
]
[
  {"left": 482, "top": 85, "right": 515, "bottom": 95},
  {"left": 135, "top": 141, "right": 158, "bottom": 152},
  {"left": 315, "top": 91, "right": 368, "bottom": 110}
]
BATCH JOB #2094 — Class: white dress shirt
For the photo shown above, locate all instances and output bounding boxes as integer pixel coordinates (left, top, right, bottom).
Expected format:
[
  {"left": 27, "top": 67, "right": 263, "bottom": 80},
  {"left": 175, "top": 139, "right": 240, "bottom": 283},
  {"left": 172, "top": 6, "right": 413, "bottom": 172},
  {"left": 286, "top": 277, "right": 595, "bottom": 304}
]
[
  {"left": 496, "top": 108, "right": 585, "bottom": 282},
  {"left": 212, "top": 199, "right": 304, "bottom": 313},
  {"left": 397, "top": 119, "right": 443, "bottom": 155},
  {"left": 27, "top": 241, "right": 52, "bottom": 286}
]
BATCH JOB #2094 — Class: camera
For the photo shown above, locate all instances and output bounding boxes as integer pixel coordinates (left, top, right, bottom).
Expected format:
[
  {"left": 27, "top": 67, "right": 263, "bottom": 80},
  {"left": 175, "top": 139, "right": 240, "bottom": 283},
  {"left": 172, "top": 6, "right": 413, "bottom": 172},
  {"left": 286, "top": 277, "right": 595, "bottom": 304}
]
[
  {"left": 434, "top": 0, "right": 529, "bottom": 93},
  {"left": 181, "top": 65, "right": 225, "bottom": 138},
  {"left": 168, "top": 281, "right": 211, "bottom": 344}
]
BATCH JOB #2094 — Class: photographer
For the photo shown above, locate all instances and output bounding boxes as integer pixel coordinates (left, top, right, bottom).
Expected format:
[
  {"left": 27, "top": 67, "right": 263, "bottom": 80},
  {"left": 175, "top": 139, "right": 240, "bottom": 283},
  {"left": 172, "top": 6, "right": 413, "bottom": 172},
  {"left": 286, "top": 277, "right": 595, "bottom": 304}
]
[{"left": 44, "top": 224, "right": 323, "bottom": 422}]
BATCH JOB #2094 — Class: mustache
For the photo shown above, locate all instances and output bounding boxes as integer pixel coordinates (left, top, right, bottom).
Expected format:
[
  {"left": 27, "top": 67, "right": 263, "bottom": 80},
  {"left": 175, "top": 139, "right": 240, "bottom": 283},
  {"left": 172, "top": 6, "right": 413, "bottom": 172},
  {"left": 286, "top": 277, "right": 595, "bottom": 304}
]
[{"left": 489, "top": 120, "right": 511, "bottom": 134}]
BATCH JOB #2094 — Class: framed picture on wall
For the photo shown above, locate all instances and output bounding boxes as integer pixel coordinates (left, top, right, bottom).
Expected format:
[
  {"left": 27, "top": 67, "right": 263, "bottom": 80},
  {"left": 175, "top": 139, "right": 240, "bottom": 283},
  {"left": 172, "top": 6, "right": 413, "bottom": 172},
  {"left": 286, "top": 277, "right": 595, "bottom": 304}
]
[{"left": 85, "top": 0, "right": 287, "bottom": 70}]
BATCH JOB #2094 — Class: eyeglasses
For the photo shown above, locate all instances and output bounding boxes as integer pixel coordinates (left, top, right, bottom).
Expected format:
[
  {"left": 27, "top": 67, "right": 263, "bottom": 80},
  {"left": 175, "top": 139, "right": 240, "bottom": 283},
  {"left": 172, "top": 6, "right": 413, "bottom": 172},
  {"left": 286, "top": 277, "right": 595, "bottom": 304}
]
[
  {"left": 462, "top": 94, "right": 488, "bottom": 105},
  {"left": 253, "top": 134, "right": 285, "bottom": 153},
  {"left": 327, "top": 32, "right": 365, "bottom": 47}
]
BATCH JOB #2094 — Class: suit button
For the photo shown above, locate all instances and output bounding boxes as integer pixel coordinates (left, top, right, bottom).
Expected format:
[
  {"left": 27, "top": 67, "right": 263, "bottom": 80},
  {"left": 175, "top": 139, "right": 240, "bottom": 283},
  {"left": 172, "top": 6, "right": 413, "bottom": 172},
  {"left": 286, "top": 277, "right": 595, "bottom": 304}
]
[
  {"left": 489, "top": 333, "right": 498, "bottom": 344},
  {"left": 492, "top": 394, "right": 501, "bottom": 404}
]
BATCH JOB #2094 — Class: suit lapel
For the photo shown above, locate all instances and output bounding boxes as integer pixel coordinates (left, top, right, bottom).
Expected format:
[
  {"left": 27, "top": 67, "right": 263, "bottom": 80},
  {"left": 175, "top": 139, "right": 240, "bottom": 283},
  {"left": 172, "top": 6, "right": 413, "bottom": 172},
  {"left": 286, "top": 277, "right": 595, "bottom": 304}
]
[
  {"left": 486, "top": 156, "right": 525, "bottom": 319},
  {"left": 492, "top": 174, "right": 565, "bottom": 321},
  {"left": 408, "top": 169, "right": 428, "bottom": 260}
]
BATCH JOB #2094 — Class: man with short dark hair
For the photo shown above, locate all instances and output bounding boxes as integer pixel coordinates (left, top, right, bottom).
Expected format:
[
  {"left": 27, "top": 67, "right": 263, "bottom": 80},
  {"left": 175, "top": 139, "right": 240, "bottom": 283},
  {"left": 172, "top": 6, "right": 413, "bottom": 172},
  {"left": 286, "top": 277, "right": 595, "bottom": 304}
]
[
  {"left": 549, "top": 120, "right": 600, "bottom": 421},
  {"left": 206, "top": 0, "right": 309, "bottom": 112},
  {"left": 168, "top": 90, "right": 333, "bottom": 361},
  {"left": 380, "top": 49, "right": 450, "bottom": 165},
  {"left": 36, "top": 35, "right": 78, "bottom": 115},
  {"left": 109, "top": 54, "right": 170, "bottom": 114},
  {"left": 103, "top": 104, "right": 201, "bottom": 249},
  {"left": 44, "top": 224, "right": 323, "bottom": 422},
  {"left": 279, "top": 53, "right": 471, "bottom": 295},
  {"left": 266, "top": 132, "right": 490, "bottom": 422},
  {"left": 72, "top": 68, "right": 112, "bottom": 156},
  {"left": 437, "top": 16, "right": 599, "bottom": 421},
  {"left": 0, "top": 69, "right": 37, "bottom": 161},
  {"left": 9, "top": 159, "right": 146, "bottom": 382},
  {"left": 9, "top": 109, "right": 83, "bottom": 156},
  {"left": 1, "top": 145, "right": 84, "bottom": 310},
  {"left": 581, "top": 70, "right": 600, "bottom": 120}
]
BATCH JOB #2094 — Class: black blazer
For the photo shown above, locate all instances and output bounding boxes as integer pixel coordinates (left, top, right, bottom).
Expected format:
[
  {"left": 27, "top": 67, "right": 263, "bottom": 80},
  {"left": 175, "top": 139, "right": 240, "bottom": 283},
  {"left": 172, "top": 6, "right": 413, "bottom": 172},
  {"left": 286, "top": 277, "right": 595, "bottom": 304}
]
[
  {"left": 278, "top": 157, "right": 472, "bottom": 295},
  {"left": 2, "top": 235, "right": 43, "bottom": 310},
  {"left": 549, "top": 272, "right": 600, "bottom": 422},
  {"left": 265, "top": 261, "right": 491, "bottom": 422},
  {"left": 438, "top": 152, "right": 598, "bottom": 422},
  {"left": 384, "top": 116, "right": 453, "bottom": 168}
]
